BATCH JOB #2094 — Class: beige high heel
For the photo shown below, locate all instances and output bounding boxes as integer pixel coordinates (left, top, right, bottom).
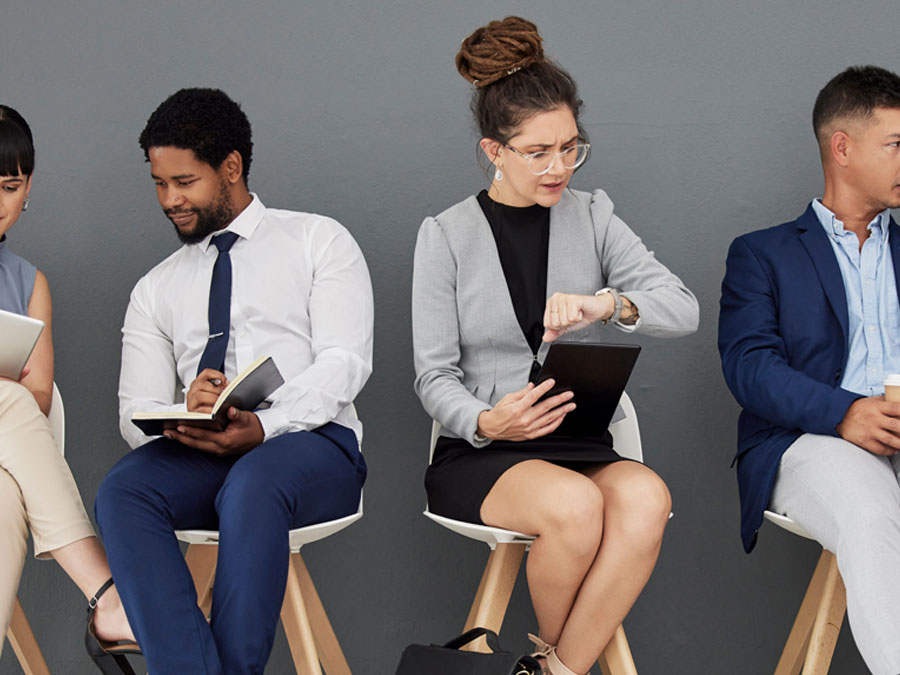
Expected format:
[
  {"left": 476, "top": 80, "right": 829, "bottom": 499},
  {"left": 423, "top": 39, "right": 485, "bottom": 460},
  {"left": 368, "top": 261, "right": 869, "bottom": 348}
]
[{"left": 526, "top": 634, "right": 584, "bottom": 675}]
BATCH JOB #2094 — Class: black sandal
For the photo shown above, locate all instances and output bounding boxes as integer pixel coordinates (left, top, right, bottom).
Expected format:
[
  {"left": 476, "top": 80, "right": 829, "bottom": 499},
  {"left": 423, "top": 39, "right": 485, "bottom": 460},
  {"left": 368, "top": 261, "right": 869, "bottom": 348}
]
[{"left": 84, "top": 578, "right": 141, "bottom": 675}]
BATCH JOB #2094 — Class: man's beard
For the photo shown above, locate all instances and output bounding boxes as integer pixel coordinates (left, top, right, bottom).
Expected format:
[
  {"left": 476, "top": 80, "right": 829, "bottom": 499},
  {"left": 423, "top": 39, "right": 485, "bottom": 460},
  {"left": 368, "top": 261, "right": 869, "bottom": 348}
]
[{"left": 166, "top": 182, "right": 234, "bottom": 245}]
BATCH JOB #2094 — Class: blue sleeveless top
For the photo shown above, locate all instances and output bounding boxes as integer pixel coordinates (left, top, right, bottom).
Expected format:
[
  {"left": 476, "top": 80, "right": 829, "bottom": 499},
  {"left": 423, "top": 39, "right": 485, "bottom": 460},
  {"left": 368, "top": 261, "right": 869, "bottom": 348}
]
[{"left": 0, "top": 236, "right": 37, "bottom": 316}]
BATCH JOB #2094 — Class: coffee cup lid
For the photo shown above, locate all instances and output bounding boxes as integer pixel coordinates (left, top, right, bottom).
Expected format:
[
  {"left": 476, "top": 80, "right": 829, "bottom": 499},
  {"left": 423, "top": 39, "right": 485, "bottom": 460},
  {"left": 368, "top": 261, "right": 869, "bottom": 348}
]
[{"left": 884, "top": 374, "right": 900, "bottom": 386}]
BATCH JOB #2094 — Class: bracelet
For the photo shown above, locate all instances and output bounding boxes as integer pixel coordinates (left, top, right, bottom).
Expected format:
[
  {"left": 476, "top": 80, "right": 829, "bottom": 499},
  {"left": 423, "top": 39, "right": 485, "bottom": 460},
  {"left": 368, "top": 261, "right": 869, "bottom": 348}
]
[{"left": 596, "top": 287, "right": 623, "bottom": 325}]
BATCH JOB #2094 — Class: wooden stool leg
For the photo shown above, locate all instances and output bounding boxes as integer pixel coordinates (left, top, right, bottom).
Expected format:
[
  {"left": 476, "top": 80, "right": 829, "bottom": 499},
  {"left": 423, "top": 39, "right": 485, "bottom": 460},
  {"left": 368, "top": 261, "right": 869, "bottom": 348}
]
[
  {"left": 283, "top": 553, "right": 351, "bottom": 675},
  {"left": 281, "top": 554, "right": 325, "bottom": 675},
  {"left": 462, "top": 543, "right": 526, "bottom": 653},
  {"left": 774, "top": 549, "right": 833, "bottom": 675},
  {"left": 6, "top": 596, "right": 50, "bottom": 675},
  {"left": 597, "top": 624, "right": 638, "bottom": 675},
  {"left": 184, "top": 543, "right": 218, "bottom": 618},
  {"left": 802, "top": 551, "right": 846, "bottom": 675}
]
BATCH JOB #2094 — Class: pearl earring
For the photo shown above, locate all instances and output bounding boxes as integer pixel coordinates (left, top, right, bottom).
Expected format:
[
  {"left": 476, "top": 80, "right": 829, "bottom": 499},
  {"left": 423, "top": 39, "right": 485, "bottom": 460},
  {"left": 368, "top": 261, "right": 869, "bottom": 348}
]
[{"left": 494, "top": 168, "right": 503, "bottom": 181}]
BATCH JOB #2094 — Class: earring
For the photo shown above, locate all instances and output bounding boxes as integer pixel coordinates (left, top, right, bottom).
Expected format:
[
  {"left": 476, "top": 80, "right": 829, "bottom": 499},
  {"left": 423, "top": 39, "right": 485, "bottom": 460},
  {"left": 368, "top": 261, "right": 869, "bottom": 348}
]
[
  {"left": 494, "top": 168, "right": 503, "bottom": 181},
  {"left": 22, "top": 196, "right": 29, "bottom": 212}
]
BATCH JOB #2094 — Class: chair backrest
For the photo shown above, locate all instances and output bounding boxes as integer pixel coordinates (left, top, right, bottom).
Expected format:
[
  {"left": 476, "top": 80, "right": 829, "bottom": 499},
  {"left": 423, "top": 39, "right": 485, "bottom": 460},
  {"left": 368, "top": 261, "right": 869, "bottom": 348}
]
[
  {"left": 48, "top": 382, "right": 65, "bottom": 457},
  {"left": 428, "top": 391, "right": 642, "bottom": 464}
]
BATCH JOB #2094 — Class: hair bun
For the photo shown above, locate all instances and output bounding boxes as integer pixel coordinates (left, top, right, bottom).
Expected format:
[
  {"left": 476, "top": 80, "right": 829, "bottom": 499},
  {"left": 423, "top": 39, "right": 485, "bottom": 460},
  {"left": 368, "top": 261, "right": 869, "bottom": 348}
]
[{"left": 456, "top": 16, "right": 545, "bottom": 88}]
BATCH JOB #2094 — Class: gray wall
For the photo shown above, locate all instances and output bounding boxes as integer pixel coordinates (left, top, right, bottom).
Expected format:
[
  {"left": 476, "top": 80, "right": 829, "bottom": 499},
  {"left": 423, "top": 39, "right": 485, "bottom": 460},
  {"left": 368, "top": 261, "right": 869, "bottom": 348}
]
[{"left": 1, "top": 1, "right": 896, "bottom": 673}]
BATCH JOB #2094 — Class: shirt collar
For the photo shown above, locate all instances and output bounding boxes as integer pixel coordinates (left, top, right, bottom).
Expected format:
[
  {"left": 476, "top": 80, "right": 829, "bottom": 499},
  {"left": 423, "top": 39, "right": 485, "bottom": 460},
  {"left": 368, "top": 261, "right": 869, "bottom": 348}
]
[
  {"left": 200, "top": 193, "right": 265, "bottom": 252},
  {"left": 812, "top": 198, "right": 890, "bottom": 239}
]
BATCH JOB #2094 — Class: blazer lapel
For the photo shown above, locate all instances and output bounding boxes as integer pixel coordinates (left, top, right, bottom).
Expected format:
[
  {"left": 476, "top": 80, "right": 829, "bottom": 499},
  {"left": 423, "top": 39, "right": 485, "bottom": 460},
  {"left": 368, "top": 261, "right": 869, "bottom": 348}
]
[
  {"left": 463, "top": 196, "right": 532, "bottom": 352},
  {"left": 796, "top": 204, "right": 849, "bottom": 346}
]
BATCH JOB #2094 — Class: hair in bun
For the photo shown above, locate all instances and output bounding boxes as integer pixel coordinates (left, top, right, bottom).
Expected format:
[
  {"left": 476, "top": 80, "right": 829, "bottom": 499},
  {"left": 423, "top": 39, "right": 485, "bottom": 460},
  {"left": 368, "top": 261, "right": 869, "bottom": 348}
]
[
  {"left": 456, "top": 16, "right": 545, "bottom": 88},
  {"left": 455, "top": 17, "right": 585, "bottom": 146}
]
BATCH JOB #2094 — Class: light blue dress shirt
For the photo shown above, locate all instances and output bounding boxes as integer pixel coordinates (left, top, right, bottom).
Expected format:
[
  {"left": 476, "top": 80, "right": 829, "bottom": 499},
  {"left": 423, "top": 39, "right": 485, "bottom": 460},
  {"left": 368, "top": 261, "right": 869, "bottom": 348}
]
[{"left": 812, "top": 199, "right": 900, "bottom": 396}]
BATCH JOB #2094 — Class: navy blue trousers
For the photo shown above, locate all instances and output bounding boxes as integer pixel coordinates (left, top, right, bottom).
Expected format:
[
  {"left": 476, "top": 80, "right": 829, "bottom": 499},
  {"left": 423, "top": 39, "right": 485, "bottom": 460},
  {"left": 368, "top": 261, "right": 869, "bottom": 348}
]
[{"left": 95, "top": 423, "right": 366, "bottom": 675}]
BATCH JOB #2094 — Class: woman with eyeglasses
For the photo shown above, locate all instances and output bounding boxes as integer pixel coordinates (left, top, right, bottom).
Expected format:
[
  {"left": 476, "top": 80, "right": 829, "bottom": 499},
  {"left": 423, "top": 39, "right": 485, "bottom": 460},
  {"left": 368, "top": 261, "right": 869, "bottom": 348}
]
[
  {"left": 0, "top": 105, "right": 137, "bottom": 672},
  {"left": 411, "top": 17, "right": 699, "bottom": 675}
]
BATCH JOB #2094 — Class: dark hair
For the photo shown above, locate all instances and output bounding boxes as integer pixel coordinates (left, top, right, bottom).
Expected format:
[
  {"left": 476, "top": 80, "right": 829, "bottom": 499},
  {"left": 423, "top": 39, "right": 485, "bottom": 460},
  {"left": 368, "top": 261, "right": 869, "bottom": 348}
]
[
  {"left": 456, "top": 16, "right": 585, "bottom": 144},
  {"left": 139, "top": 88, "right": 253, "bottom": 182},
  {"left": 813, "top": 65, "right": 900, "bottom": 146},
  {"left": 0, "top": 105, "right": 35, "bottom": 177}
]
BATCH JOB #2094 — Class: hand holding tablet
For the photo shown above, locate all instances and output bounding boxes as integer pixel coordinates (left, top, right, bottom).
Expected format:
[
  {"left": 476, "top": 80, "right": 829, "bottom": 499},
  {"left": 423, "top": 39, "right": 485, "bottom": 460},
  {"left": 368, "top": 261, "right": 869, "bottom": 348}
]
[{"left": 0, "top": 308, "right": 44, "bottom": 381}]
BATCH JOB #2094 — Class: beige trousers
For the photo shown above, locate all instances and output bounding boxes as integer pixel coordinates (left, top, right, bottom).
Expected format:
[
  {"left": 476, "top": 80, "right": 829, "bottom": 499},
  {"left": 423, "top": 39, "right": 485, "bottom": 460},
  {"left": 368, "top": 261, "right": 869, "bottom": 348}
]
[{"left": 0, "top": 381, "right": 95, "bottom": 643}]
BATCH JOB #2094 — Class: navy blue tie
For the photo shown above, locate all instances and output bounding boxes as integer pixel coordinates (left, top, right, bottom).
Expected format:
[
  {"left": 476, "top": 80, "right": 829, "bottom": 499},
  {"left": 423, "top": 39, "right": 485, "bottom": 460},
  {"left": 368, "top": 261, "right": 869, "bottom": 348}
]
[{"left": 197, "top": 231, "right": 240, "bottom": 376}]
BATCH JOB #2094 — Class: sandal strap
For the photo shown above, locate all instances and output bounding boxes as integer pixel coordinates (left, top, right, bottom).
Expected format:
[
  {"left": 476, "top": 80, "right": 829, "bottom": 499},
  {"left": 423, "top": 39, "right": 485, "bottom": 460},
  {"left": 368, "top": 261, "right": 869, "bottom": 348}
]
[
  {"left": 527, "top": 633, "right": 555, "bottom": 657},
  {"left": 88, "top": 578, "right": 115, "bottom": 610},
  {"left": 546, "top": 649, "right": 584, "bottom": 675}
]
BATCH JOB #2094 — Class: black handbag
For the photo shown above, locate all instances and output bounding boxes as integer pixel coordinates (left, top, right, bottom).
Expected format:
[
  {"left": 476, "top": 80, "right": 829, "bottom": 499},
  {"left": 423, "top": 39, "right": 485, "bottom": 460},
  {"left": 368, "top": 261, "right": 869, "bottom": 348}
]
[{"left": 395, "top": 627, "right": 542, "bottom": 675}]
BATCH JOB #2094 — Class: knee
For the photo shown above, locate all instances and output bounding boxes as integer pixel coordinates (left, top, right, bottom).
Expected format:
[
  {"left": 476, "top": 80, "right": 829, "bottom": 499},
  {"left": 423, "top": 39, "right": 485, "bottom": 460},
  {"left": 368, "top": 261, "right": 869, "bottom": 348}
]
[
  {"left": 541, "top": 479, "right": 605, "bottom": 559},
  {"left": 606, "top": 470, "right": 671, "bottom": 546}
]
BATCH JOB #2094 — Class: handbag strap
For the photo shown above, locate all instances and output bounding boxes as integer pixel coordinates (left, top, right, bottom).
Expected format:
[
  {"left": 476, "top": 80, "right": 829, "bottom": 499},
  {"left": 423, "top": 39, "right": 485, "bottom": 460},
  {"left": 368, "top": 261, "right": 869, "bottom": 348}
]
[{"left": 441, "top": 627, "right": 506, "bottom": 653}]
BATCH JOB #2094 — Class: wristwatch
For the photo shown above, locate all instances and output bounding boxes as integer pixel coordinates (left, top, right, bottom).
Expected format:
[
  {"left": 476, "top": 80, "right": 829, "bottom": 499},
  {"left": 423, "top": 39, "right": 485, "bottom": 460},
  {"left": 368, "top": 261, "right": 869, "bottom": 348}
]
[{"left": 596, "top": 287, "right": 623, "bottom": 325}]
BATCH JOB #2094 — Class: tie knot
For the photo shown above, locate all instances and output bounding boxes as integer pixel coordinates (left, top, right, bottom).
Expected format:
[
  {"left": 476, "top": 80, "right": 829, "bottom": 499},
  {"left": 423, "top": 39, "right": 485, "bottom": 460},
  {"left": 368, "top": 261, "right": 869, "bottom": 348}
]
[{"left": 212, "top": 231, "right": 239, "bottom": 253}]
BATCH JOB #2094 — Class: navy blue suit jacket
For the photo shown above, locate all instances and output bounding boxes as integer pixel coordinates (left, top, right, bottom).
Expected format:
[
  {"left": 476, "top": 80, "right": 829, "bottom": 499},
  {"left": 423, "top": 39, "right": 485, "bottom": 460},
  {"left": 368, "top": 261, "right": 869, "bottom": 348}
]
[{"left": 718, "top": 204, "right": 900, "bottom": 552}]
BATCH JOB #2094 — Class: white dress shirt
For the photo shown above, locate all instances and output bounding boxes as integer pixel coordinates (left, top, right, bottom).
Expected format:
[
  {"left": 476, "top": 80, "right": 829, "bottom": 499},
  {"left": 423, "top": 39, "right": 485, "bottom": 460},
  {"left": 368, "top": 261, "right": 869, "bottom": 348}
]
[{"left": 118, "top": 194, "right": 374, "bottom": 449}]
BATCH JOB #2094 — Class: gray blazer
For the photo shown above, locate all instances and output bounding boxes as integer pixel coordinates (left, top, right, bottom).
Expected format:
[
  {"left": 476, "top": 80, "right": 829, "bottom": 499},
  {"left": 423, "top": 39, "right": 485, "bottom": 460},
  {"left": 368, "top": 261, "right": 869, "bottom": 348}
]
[{"left": 412, "top": 188, "right": 699, "bottom": 447}]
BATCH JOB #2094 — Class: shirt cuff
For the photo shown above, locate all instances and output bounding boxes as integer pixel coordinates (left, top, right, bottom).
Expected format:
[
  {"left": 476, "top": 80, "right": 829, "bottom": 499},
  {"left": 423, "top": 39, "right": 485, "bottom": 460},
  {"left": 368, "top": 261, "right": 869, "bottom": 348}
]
[{"left": 254, "top": 407, "right": 298, "bottom": 442}]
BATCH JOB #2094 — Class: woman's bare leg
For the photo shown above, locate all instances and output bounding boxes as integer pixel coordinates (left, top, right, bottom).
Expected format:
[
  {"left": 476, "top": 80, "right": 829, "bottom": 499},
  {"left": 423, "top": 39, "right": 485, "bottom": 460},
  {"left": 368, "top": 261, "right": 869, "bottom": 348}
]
[
  {"left": 554, "top": 461, "right": 670, "bottom": 672},
  {"left": 480, "top": 460, "right": 605, "bottom": 645}
]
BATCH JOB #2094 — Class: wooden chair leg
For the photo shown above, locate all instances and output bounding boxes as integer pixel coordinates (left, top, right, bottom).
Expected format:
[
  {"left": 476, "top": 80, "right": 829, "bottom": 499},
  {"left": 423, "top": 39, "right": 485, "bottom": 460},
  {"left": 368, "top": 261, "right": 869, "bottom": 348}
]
[
  {"left": 184, "top": 543, "right": 218, "bottom": 618},
  {"left": 6, "top": 596, "right": 50, "bottom": 675},
  {"left": 802, "top": 551, "right": 846, "bottom": 675},
  {"left": 281, "top": 554, "right": 326, "bottom": 675},
  {"left": 462, "top": 543, "right": 526, "bottom": 653},
  {"left": 597, "top": 624, "right": 638, "bottom": 675},
  {"left": 282, "top": 553, "right": 351, "bottom": 675},
  {"left": 773, "top": 549, "right": 840, "bottom": 675}
]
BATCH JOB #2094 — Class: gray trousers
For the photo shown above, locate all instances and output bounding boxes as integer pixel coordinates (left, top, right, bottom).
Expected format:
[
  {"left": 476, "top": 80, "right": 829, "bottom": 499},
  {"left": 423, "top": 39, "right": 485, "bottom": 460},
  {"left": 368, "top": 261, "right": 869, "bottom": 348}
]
[{"left": 770, "top": 433, "right": 900, "bottom": 675}]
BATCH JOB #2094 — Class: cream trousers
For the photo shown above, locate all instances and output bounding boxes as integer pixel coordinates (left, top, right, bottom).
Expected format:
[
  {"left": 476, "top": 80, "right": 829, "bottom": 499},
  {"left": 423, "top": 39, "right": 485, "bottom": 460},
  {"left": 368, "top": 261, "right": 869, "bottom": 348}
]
[{"left": 0, "top": 381, "right": 95, "bottom": 644}]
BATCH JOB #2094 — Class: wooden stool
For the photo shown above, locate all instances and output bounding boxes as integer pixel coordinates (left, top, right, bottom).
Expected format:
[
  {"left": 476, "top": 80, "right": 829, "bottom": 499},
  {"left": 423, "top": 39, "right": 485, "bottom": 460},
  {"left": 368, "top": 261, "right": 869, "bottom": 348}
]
[
  {"left": 463, "top": 541, "right": 637, "bottom": 675},
  {"left": 764, "top": 512, "right": 847, "bottom": 674},
  {"left": 179, "top": 499, "right": 363, "bottom": 675},
  {"left": 6, "top": 597, "right": 51, "bottom": 675}
]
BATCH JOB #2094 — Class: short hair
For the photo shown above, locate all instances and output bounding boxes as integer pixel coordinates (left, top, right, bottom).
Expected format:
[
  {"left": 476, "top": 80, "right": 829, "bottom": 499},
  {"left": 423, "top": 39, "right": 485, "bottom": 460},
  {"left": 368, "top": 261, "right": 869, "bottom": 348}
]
[
  {"left": 0, "top": 105, "right": 35, "bottom": 177},
  {"left": 139, "top": 88, "right": 253, "bottom": 182},
  {"left": 813, "top": 65, "right": 900, "bottom": 146}
]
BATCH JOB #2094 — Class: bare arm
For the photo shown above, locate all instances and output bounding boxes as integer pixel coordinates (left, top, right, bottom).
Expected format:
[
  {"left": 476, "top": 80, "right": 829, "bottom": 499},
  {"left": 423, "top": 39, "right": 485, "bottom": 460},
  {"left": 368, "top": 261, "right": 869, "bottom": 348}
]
[{"left": 21, "top": 270, "right": 54, "bottom": 416}]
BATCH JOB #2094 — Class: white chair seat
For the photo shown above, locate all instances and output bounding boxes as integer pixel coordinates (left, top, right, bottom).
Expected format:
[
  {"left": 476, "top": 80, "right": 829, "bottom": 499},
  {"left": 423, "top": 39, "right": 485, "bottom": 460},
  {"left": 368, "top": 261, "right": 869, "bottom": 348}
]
[
  {"left": 763, "top": 510, "right": 817, "bottom": 542},
  {"left": 423, "top": 511, "right": 532, "bottom": 549}
]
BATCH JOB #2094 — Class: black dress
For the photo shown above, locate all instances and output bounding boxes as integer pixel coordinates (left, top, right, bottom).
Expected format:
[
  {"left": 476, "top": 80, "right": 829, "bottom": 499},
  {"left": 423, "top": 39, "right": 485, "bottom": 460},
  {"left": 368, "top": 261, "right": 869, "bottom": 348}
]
[{"left": 424, "top": 191, "right": 623, "bottom": 524}]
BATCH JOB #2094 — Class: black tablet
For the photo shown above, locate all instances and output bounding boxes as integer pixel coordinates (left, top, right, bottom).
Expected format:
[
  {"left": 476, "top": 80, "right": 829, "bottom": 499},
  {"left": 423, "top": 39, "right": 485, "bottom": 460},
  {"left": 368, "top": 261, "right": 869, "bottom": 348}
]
[{"left": 535, "top": 342, "right": 641, "bottom": 437}]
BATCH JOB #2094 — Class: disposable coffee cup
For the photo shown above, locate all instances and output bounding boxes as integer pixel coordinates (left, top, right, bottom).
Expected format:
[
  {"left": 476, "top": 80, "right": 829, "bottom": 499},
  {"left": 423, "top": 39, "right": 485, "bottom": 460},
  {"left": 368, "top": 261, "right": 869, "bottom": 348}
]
[{"left": 885, "top": 374, "right": 900, "bottom": 402}]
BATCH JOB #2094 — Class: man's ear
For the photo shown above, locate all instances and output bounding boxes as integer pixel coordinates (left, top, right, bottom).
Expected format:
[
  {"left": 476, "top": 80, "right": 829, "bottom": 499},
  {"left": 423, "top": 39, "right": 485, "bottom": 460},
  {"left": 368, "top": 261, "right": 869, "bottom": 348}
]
[
  {"left": 221, "top": 150, "right": 244, "bottom": 185},
  {"left": 829, "top": 129, "right": 851, "bottom": 169}
]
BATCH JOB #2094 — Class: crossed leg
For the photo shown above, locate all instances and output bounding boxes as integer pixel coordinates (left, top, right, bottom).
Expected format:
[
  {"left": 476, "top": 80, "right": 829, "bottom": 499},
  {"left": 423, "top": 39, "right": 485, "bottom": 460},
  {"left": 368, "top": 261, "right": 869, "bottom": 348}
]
[{"left": 480, "top": 459, "right": 670, "bottom": 674}]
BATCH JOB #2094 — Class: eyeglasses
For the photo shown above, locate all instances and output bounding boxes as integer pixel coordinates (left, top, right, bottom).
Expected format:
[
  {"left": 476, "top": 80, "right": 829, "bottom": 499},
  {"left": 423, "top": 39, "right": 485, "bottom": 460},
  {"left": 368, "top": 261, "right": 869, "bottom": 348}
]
[{"left": 502, "top": 141, "right": 591, "bottom": 176}]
